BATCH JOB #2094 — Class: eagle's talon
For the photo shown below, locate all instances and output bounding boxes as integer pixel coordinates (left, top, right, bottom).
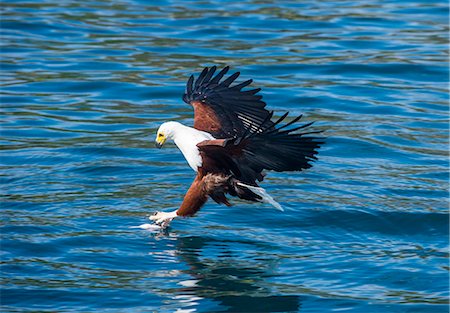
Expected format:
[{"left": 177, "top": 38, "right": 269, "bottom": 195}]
[{"left": 149, "top": 211, "right": 178, "bottom": 228}]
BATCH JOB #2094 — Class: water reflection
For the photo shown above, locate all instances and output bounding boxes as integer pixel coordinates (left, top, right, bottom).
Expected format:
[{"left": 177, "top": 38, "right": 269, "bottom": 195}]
[{"left": 165, "top": 235, "right": 301, "bottom": 312}]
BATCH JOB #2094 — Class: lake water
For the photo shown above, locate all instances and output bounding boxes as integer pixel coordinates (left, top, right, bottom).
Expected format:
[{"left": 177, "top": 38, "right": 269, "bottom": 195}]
[{"left": 1, "top": 1, "right": 449, "bottom": 312}]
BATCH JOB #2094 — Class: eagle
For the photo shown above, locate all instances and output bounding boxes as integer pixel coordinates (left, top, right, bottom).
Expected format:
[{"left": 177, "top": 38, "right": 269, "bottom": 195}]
[{"left": 150, "top": 66, "right": 323, "bottom": 227}]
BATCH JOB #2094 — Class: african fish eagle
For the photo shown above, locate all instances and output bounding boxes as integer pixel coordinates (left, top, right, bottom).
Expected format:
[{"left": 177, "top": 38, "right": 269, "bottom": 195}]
[{"left": 151, "top": 66, "right": 323, "bottom": 227}]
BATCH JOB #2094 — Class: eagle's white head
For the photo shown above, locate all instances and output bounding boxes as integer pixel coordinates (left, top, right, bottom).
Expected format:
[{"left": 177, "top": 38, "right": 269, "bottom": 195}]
[
  {"left": 155, "top": 121, "right": 184, "bottom": 148},
  {"left": 155, "top": 121, "right": 215, "bottom": 171}
]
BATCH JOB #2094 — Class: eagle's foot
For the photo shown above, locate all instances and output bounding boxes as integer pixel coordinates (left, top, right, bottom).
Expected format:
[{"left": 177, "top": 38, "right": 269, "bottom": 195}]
[{"left": 149, "top": 210, "right": 178, "bottom": 228}]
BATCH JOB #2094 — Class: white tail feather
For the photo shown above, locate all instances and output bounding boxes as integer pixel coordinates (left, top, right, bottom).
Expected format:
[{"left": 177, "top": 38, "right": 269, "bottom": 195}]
[{"left": 237, "top": 182, "right": 284, "bottom": 211}]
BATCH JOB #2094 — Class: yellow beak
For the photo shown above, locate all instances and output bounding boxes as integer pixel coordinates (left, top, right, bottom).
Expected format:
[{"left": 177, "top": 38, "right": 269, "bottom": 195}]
[{"left": 155, "top": 133, "right": 166, "bottom": 148}]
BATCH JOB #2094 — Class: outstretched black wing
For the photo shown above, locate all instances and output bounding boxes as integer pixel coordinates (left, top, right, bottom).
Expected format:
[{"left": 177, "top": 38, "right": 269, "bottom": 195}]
[
  {"left": 183, "top": 66, "right": 274, "bottom": 138},
  {"left": 197, "top": 113, "right": 324, "bottom": 184}
]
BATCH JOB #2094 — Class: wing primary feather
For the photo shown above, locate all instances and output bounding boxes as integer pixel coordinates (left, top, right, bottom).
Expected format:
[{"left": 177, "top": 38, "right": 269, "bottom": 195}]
[
  {"left": 270, "top": 112, "right": 289, "bottom": 129},
  {"left": 183, "top": 75, "right": 195, "bottom": 104},
  {"left": 240, "top": 116, "right": 255, "bottom": 141},
  {"left": 278, "top": 122, "right": 314, "bottom": 135},
  {"left": 210, "top": 66, "right": 229, "bottom": 84},
  {"left": 296, "top": 130, "right": 324, "bottom": 136},
  {"left": 221, "top": 71, "right": 240, "bottom": 87},
  {"left": 203, "top": 66, "right": 216, "bottom": 84},
  {"left": 231, "top": 79, "right": 253, "bottom": 90},
  {"left": 195, "top": 67, "right": 209, "bottom": 88},
  {"left": 276, "top": 121, "right": 316, "bottom": 135},
  {"left": 266, "top": 114, "right": 303, "bottom": 134},
  {"left": 242, "top": 88, "right": 261, "bottom": 95},
  {"left": 250, "top": 110, "right": 274, "bottom": 137},
  {"left": 187, "top": 75, "right": 194, "bottom": 94}
]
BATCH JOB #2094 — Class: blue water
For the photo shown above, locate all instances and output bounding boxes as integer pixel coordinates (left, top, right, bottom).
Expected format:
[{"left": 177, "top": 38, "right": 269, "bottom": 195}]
[{"left": 1, "top": 0, "right": 449, "bottom": 312}]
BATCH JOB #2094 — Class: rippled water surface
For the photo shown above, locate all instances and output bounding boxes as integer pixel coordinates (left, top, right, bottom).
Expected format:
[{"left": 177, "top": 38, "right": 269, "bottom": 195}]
[{"left": 1, "top": 0, "right": 449, "bottom": 312}]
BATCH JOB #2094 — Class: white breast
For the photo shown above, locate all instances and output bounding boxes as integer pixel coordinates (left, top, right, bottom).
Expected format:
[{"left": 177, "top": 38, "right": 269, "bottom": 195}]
[{"left": 172, "top": 126, "right": 214, "bottom": 172}]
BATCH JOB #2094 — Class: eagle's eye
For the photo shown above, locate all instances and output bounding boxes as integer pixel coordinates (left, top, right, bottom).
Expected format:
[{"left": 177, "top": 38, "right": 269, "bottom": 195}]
[{"left": 158, "top": 133, "right": 163, "bottom": 137}]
